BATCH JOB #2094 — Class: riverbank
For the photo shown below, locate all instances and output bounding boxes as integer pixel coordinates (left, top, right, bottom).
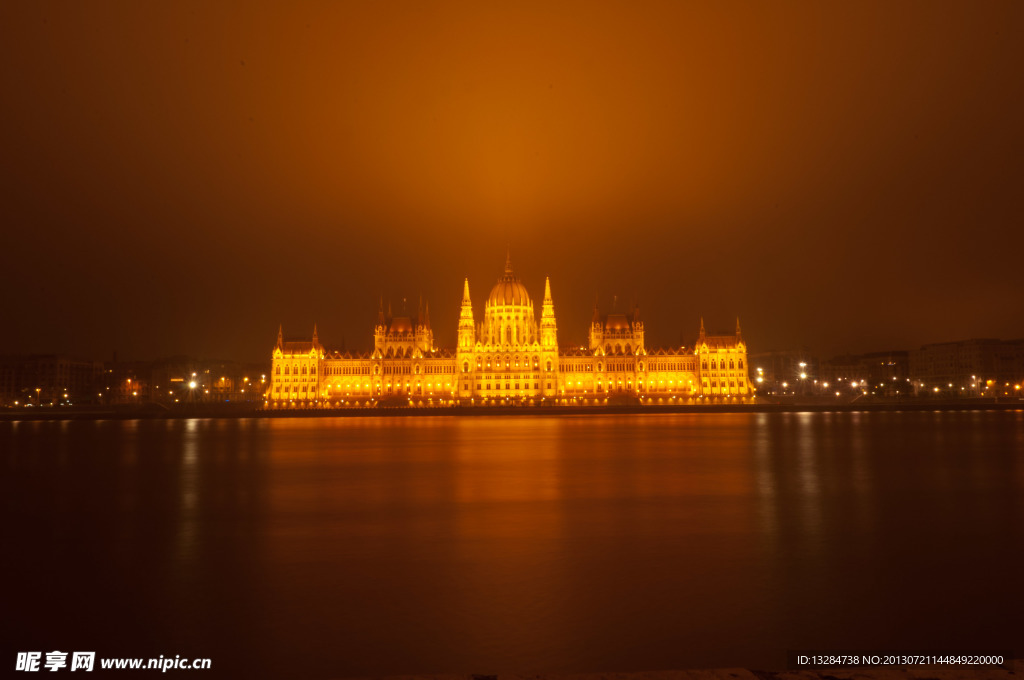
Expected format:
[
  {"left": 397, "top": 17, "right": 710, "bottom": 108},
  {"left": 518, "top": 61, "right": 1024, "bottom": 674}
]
[{"left": 1, "top": 399, "right": 1022, "bottom": 421}]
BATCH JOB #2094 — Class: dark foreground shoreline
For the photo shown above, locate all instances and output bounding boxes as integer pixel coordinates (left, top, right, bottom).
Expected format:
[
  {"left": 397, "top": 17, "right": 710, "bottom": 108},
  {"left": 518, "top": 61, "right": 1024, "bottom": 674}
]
[{"left": 2, "top": 399, "right": 1022, "bottom": 421}]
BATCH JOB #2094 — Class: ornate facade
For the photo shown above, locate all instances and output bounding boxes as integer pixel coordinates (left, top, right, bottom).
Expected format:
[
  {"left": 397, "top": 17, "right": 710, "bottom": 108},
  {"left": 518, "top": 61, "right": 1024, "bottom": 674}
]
[{"left": 268, "top": 255, "right": 751, "bottom": 407}]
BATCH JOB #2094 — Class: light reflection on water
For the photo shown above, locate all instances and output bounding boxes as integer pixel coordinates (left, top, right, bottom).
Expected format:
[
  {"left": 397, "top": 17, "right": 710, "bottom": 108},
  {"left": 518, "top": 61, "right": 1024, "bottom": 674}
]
[{"left": 2, "top": 412, "right": 1023, "bottom": 677}]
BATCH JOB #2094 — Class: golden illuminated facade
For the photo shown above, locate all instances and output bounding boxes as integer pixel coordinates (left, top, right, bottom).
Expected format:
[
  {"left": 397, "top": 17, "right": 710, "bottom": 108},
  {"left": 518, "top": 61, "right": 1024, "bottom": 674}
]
[{"left": 269, "top": 254, "right": 751, "bottom": 407}]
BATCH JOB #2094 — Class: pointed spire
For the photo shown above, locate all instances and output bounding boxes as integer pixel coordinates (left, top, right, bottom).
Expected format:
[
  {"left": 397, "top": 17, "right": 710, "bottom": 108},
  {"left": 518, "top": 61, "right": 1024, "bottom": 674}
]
[
  {"left": 462, "top": 277, "right": 471, "bottom": 304},
  {"left": 377, "top": 296, "right": 386, "bottom": 327},
  {"left": 699, "top": 316, "right": 706, "bottom": 341},
  {"left": 312, "top": 323, "right": 318, "bottom": 344},
  {"left": 736, "top": 316, "right": 742, "bottom": 336},
  {"left": 424, "top": 301, "right": 431, "bottom": 327},
  {"left": 277, "top": 324, "right": 283, "bottom": 347},
  {"left": 541, "top": 276, "right": 555, "bottom": 325},
  {"left": 504, "top": 246, "right": 513, "bottom": 275},
  {"left": 592, "top": 297, "right": 601, "bottom": 324}
]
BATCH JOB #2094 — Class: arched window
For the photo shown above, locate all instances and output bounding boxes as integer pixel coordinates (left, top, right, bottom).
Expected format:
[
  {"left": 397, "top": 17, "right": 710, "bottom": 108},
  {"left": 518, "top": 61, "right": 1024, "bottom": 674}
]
[
  {"left": 729, "top": 360, "right": 734, "bottom": 370},
  {"left": 702, "top": 361, "right": 707, "bottom": 370},
  {"left": 311, "top": 365, "right": 316, "bottom": 375},
  {"left": 546, "top": 360, "right": 552, "bottom": 371},
  {"left": 462, "top": 361, "right": 469, "bottom": 373},
  {"left": 738, "top": 359, "right": 744, "bottom": 369},
  {"left": 625, "top": 344, "right": 632, "bottom": 355},
  {"left": 276, "top": 366, "right": 281, "bottom": 375}
]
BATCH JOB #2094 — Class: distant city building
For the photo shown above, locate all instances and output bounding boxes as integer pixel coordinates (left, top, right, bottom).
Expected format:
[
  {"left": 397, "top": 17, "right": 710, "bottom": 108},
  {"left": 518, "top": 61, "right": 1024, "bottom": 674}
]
[
  {"left": 909, "top": 338, "right": 1024, "bottom": 396},
  {"left": 0, "top": 354, "right": 103, "bottom": 406},
  {"left": 269, "top": 254, "right": 751, "bottom": 407},
  {"left": 821, "top": 350, "right": 911, "bottom": 396},
  {"left": 101, "top": 357, "right": 268, "bottom": 404},
  {"left": 747, "top": 349, "right": 817, "bottom": 395},
  {"left": 0, "top": 355, "right": 268, "bottom": 407}
]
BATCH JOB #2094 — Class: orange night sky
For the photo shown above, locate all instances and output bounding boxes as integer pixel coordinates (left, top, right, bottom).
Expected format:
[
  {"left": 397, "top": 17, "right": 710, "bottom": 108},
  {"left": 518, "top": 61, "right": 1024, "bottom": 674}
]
[{"left": 2, "top": 1, "right": 1022, "bottom": 361}]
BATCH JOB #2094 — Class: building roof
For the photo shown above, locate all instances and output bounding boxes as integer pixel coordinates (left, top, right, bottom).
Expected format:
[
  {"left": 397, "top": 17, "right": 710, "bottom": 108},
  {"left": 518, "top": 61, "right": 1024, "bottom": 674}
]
[
  {"left": 389, "top": 316, "right": 413, "bottom": 334},
  {"left": 604, "top": 313, "right": 631, "bottom": 330},
  {"left": 647, "top": 347, "right": 691, "bottom": 356},
  {"left": 701, "top": 335, "right": 740, "bottom": 350},
  {"left": 326, "top": 350, "right": 372, "bottom": 360},
  {"left": 281, "top": 341, "right": 317, "bottom": 354}
]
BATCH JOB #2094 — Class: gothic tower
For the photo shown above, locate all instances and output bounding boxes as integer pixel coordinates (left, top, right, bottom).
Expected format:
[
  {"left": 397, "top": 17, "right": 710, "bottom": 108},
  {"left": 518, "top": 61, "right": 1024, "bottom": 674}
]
[
  {"left": 540, "top": 276, "right": 559, "bottom": 397},
  {"left": 456, "top": 278, "right": 476, "bottom": 398}
]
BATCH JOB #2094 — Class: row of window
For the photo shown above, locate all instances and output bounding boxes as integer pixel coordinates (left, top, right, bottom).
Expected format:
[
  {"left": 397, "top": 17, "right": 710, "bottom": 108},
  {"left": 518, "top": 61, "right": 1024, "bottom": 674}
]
[
  {"left": 472, "top": 354, "right": 543, "bottom": 366},
  {"left": 701, "top": 359, "right": 744, "bottom": 371},
  {"left": 650, "top": 362, "right": 690, "bottom": 371},
  {"left": 278, "top": 358, "right": 747, "bottom": 377},
  {"left": 702, "top": 379, "right": 747, "bottom": 389},
  {"left": 476, "top": 383, "right": 542, "bottom": 391},
  {"left": 328, "top": 366, "right": 371, "bottom": 376},
  {"left": 323, "top": 364, "right": 455, "bottom": 376},
  {"left": 275, "top": 364, "right": 316, "bottom": 376}
]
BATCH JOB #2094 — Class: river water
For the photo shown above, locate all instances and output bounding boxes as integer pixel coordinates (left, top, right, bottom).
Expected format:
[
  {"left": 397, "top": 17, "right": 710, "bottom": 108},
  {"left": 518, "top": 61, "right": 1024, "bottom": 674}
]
[{"left": 2, "top": 412, "right": 1022, "bottom": 676}]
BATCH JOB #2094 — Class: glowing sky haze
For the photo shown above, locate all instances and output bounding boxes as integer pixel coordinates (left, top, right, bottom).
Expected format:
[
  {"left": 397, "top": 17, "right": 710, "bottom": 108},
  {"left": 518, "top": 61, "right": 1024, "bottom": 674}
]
[{"left": 2, "top": 1, "right": 1022, "bottom": 361}]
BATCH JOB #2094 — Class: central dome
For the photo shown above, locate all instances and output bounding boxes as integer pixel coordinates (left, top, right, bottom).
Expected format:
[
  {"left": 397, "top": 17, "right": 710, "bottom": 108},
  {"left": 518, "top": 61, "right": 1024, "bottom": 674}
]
[{"left": 487, "top": 254, "right": 531, "bottom": 307}]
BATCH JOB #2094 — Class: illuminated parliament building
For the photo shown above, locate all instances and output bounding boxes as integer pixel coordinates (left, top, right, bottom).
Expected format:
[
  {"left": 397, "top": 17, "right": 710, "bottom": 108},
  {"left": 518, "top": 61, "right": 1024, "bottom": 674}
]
[{"left": 268, "top": 255, "right": 751, "bottom": 407}]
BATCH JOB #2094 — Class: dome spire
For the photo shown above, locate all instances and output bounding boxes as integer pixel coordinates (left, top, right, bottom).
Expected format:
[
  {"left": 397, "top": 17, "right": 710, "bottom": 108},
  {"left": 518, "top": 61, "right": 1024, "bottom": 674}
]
[
  {"left": 504, "top": 246, "right": 513, "bottom": 275},
  {"left": 487, "top": 250, "right": 529, "bottom": 306}
]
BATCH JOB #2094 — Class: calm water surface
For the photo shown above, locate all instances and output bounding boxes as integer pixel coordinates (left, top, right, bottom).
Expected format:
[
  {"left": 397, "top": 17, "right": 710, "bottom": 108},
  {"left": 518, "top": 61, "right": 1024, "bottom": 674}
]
[{"left": 2, "top": 412, "right": 1023, "bottom": 677}]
